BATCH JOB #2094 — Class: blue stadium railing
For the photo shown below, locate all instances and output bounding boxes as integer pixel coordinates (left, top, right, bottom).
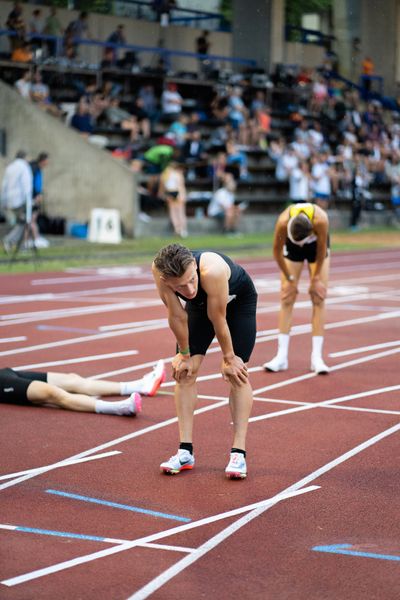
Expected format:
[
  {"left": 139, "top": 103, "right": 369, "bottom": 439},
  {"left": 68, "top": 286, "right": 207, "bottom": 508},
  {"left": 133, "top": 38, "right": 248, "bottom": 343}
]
[{"left": 0, "top": 30, "right": 256, "bottom": 71}]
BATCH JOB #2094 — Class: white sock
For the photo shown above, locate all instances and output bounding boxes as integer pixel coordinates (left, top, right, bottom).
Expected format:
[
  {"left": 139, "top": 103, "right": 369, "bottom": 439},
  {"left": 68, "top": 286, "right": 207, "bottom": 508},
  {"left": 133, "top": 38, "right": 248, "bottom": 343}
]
[
  {"left": 312, "top": 336, "right": 324, "bottom": 358},
  {"left": 277, "top": 333, "right": 290, "bottom": 359},
  {"left": 119, "top": 379, "right": 142, "bottom": 396},
  {"left": 95, "top": 398, "right": 134, "bottom": 416}
]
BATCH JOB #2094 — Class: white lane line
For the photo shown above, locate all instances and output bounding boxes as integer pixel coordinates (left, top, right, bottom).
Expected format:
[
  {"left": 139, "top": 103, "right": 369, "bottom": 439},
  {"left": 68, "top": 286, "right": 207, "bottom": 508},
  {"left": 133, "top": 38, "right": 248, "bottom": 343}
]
[
  {"left": 0, "top": 337, "right": 26, "bottom": 344},
  {"left": 0, "top": 525, "right": 193, "bottom": 553},
  {"left": 329, "top": 340, "right": 400, "bottom": 357},
  {"left": 0, "top": 401, "right": 227, "bottom": 492},
  {"left": 0, "top": 451, "right": 121, "bottom": 481},
  {"left": 14, "top": 350, "right": 138, "bottom": 371},
  {"left": 0, "top": 323, "right": 166, "bottom": 359},
  {"left": 127, "top": 420, "right": 400, "bottom": 600},
  {"left": 250, "top": 385, "right": 400, "bottom": 423},
  {"left": 1, "top": 486, "right": 319, "bottom": 587}
]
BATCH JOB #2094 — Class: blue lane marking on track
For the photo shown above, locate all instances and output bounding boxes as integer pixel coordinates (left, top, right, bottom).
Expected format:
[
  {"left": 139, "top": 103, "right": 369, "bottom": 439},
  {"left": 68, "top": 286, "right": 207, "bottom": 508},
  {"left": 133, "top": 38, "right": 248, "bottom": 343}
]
[
  {"left": 46, "top": 489, "right": 191, "bottom": 523},
  {"left": 37, "top": 325, "right": 99, "bottom": 334},
  {"left": 13, "top": 526, "right": 112, "bottom": 542},
  {"left": 313, "top": 544, "right": 400, "bottom": 562}
]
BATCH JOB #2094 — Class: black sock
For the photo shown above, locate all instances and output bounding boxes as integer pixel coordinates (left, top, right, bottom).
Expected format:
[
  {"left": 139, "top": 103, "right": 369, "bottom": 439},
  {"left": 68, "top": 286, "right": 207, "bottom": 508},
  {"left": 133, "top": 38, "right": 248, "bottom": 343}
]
[
  {"left": 180, "top": 442, "right": 193, "bottom": 455},
  {"left": 231, "top": 447, "right": 246, "bottom": 458}
]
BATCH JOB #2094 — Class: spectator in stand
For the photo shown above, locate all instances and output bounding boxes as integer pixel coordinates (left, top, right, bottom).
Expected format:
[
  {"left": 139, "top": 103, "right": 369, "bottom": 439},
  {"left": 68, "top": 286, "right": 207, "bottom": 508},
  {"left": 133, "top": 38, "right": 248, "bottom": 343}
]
[
  {"left": 195, "top": 30, "right": 211, "bottom": 78},
  {"left": 6, "top": 2, "right": 26, "bottom": 52},
  {"left": 361, "top": 56, "right": 374, "bottom": 94},
  {"left": 70, "top": 98, "right": 94, "bottom": 137},
  {"left": 29, "top": 8, "right": 44, "bottom": 52},
  {"left": 249, "top": 105, "right": 271, "bottom": 150},
  {"left": 43, "top": 7, "right": 63, "bottom": 57},
  {"left": 14, "top": 69, "right": 32, "bottom": 99},
  {"left": 29, "top": 152, "right": 50, "bottom": 249},
  {"left": 30, "top": 70, "right": 61, "bottom": 117},
  {"left": 310, "top": 75, "right": 329, "bottom": 115},
  {"left": 207, "top": 171, "right": 246, "bottom": 235},
  {"left": 130, "top": 96, "right": 151, "bottom": 140},
  {"left": 161, "top": 82, "right": 183, "bottom": 122},
  {"left": 307, "top": 120, "right": 325, "bottom": 152},
  {"left": 226, "top": 139, "right": 249, "bottom": 181},
  {"left": 64, "top": 11, "right": 90, "bottom": 58},
  {"left": 105, "top": 24, "right": 126, "bottom": 65},
  {"left": 11, "top": 40, "right": 33, "bottom": 63},
  {"left": 138, "top": 84, "right": 158, "bottom": 125},
  {"left": 158, "top": 161, "right": 188, "bottom": 238},
  {"left": 182, "top": 129, "right": 208, "bottom": 179},
  {"left": 227, "top": 86, "right": 248, "bottom": 145},
  {"left": 104, "top": 97, "right": 140, "bottom": 142},
  {"left": 289, "top": 159, "right": 312, "bottom": 204},
  {"left": 311, "top": 150, "right": 335, "bottom": 210},
  {"left": 1, "top": 150, "right": 32, "bottom": 254},
  {"left": 168, "top": 113, "right": 189, "bottom": 148}
]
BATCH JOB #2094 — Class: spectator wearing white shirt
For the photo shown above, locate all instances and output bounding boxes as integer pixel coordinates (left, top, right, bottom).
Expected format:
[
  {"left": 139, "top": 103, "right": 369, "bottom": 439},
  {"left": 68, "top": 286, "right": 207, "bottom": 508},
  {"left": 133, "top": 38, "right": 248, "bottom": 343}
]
[
  {"left": 311, "top": 151, "right": 334, "bottom": 209},
  {"left": 207, "top": 172, "right": 245, "bottom": 234},
  {"left": 14, "top": 70, "right": 32, "bottom": 99},
  {"left": 1, "top": 150, "right": 33, "bottom": 252},
  {"left": 289, "top": 160, "right": 311, "bottom": 203},
  {"left": 161, "top": 82, "right": 183, "bottom": 122}
]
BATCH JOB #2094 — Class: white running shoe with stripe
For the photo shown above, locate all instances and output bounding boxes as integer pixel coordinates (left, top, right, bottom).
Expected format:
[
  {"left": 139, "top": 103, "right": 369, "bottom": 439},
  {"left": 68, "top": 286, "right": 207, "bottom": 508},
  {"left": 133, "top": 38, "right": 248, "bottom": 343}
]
[
  {"left": 160, "top": 449, "right": 195, "bottom": 475},
  {"left": 225, "top": 452, "right": 247, "bottom": 479},
  {"left": 141, "top": 359, "right": 166, "bottom": 396}
]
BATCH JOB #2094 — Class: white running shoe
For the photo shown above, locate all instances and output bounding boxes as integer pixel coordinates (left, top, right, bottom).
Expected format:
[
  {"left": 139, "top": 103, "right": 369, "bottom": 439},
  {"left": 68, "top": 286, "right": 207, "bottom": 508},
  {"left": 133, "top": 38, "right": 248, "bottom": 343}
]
[
  {"left": 160, "top": 449, "right": 195, "bottom": 475},
  {"left": 263, "top": 355, "right": 288, "bottom": 372},
  {"left": 225, "top": 452, "right": 247, "bottom": 479},
  {"left": 141, "top": 360, "right": 166, "bottom": 396},
  {"left": 113, "top": 392, "right": 142, "bottom": 416},
  {"left": 311, "top": 356, "right": 330, "bottom": 375}
]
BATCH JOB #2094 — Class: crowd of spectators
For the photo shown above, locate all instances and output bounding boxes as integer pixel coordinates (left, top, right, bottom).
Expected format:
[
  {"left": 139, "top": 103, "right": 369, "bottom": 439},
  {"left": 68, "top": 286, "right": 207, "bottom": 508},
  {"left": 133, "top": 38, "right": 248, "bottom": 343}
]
[{"left": 4, "top": 1, "right": 400, "bottom": 233}]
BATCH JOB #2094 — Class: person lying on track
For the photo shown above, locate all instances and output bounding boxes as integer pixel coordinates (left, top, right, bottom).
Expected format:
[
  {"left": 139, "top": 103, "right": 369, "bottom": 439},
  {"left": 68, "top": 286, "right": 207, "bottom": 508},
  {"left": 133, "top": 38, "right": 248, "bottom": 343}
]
[
  {"left": 152, "top": 243, "right": 258, "bottom": 479},
  {"left": 0, "top": 360, "right": 165, "bottom": 416}
]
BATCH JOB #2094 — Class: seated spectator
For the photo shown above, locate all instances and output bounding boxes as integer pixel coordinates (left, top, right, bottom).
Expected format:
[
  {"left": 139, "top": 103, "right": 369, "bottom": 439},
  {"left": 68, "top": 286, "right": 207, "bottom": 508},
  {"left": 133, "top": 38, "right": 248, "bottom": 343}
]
[
  {"left": 168, "top": 113, "right": 189, "bottom": 147},
  {"left": 158, "top": 161, "right": 188, "bottom": 238},
  {"left": 71, "top": 98, "right": 94, "bottom": 137},
  {"left": 181, "top": 129, "right": 208, "bottom": 178},
  {"left": 130, "top": 96, "right": 151, "bottom": 139},
  {"left": 30, "top": 70, "right": 61, "bottom": 117},
  {"left": 138, "top": 84, "right": 158, "bottom": 124},
  {"left": 14, "top": 69, "right": 32, "bottom": 99},
  {"left": 11, "top": 40, "right": 32, "bottom": 63},
  {"left": 249, "top": 105, "right": 271, "bottom": 150},
  {"left": 161, "top": 82, "right": 183, "bottom": 122},
  {"left": 226, "top": 138, "right": 249, "bottom": 181},
  {"left": 207, "top": 172, "right": 245, "bottom": 234},
  {"left": 227, "top": 86, "right": 248, "bottom": 144},
  {"left": 104, "top": 97, "right": 139, "bottom": 142}
]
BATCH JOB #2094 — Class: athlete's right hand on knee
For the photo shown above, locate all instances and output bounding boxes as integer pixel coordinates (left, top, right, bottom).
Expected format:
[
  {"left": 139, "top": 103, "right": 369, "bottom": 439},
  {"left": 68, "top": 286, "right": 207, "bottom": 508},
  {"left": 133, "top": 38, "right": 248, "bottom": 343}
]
[
  {"left": 172, "top": 353, "right": 193, "bottom": 382},
  {"left": 222, "top": 355, "right": 248, "bottom": 385}
]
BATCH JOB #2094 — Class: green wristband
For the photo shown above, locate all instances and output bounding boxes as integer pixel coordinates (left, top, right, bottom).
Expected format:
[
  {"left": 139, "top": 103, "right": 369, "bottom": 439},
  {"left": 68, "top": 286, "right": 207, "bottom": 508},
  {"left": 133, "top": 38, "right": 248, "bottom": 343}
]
[{"left": 179, "top": 347, "right": 190, "bottom": 355}]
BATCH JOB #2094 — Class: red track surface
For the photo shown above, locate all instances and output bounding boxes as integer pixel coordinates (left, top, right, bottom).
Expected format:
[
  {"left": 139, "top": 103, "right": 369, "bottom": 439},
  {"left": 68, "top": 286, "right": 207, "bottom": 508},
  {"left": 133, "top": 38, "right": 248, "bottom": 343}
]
[{"left": 0, "top": 248, "right": 399, "bottom": 599}]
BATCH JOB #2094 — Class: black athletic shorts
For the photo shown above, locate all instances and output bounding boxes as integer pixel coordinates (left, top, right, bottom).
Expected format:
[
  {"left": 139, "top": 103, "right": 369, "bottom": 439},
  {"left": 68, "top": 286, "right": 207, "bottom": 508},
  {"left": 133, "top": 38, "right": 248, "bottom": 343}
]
[
  {"left": 0, "top": 368, "right": 47, "bottom": 404},
  {"left": 184, "top": 274, "right": 258, "bottom": 362},
  {"left": 284, "top": 235, "right": 330, "bottom": 263}
]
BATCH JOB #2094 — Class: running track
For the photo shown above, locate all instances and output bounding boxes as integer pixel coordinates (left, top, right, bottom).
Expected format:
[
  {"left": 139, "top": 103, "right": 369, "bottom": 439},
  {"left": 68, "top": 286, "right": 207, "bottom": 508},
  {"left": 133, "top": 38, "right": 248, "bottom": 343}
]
[{"left": 0, "top": 248, "right": 399, "bottom": 600}]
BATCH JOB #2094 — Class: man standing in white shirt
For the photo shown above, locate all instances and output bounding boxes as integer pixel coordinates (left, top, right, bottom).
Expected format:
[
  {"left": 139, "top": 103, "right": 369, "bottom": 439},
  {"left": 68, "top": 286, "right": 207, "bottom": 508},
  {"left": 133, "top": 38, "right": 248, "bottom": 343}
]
[{"left": 1, "top": 150, "right": 33, "bottom": 252}]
